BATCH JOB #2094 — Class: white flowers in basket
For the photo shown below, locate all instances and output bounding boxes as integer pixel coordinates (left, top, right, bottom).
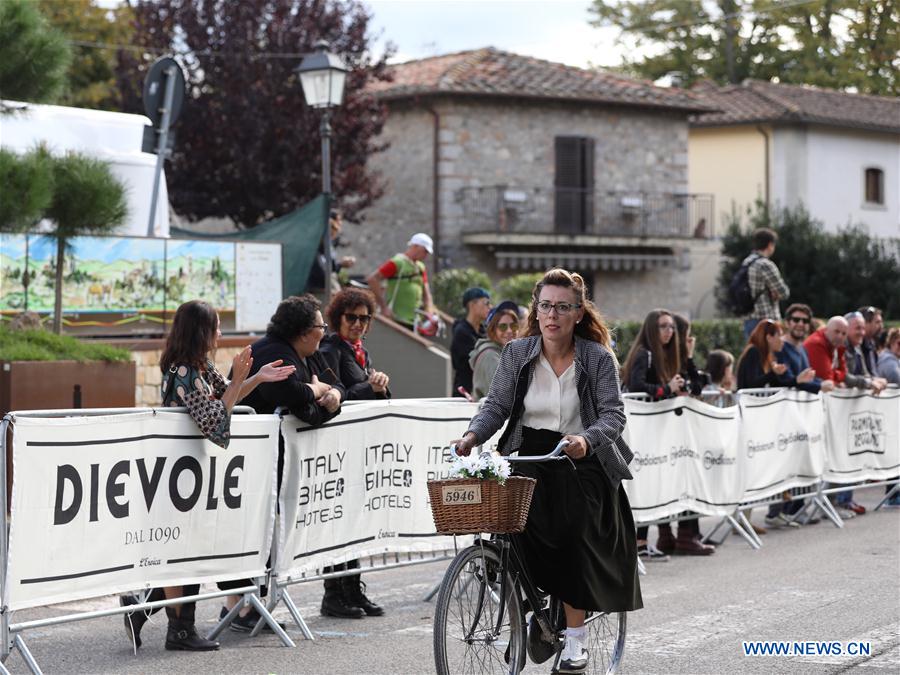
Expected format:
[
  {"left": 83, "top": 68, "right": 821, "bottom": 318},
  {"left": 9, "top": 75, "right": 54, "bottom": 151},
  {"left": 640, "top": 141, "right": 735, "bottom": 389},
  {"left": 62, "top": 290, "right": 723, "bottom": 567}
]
[{"left": 448, "top": 451, "right": 512, "bottom": 485}]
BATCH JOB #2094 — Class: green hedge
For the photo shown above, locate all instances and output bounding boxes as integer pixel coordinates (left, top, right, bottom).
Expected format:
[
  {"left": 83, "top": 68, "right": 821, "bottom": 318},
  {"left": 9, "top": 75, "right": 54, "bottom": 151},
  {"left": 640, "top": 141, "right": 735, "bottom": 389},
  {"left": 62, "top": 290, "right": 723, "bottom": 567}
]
[
  {"left": 610, "top": 319, "right": 746, "bottom": 368},
  {"left": 0, "top": 327, "right": 132, "bottom": 362}
]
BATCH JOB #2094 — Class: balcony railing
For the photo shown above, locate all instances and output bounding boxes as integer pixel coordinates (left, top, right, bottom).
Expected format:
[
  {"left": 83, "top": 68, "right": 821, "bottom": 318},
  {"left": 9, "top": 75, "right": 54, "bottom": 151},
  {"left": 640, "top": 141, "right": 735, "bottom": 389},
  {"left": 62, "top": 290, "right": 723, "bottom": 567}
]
[{"left": 457, "top": 186, "right": 715, "bottom": 239}]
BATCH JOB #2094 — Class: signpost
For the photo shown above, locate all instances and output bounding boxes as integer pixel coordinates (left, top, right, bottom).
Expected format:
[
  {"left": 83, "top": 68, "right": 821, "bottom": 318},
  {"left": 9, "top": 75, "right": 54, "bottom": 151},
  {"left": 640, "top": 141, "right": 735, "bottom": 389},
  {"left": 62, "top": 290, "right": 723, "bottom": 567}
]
[{"left": 142, "top": 57, "right": 186, "bottom": 237}]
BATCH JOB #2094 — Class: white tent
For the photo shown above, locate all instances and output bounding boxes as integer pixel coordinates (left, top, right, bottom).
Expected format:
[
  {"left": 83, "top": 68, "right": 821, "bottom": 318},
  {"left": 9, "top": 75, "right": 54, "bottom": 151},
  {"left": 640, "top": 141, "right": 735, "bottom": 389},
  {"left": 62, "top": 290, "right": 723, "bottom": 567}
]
[{"left": 0, "top": 100, "right": 170, "bottom": 237}]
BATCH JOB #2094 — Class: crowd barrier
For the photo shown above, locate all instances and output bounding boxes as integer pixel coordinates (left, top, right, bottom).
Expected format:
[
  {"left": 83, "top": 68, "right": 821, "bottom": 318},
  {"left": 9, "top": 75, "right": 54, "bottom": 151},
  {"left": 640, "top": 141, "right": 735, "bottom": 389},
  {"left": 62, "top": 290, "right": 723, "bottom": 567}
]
[{"left": 1, "top": 391, "right": 897, "bottom": 672}]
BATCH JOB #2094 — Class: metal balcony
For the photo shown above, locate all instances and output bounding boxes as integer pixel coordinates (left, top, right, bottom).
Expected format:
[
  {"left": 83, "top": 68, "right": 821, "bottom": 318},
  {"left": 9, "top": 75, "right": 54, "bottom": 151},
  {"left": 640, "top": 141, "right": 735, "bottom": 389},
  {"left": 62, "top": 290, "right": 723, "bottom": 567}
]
[{"left": 457, "top": 186, "right": 715, "bottom": 239}]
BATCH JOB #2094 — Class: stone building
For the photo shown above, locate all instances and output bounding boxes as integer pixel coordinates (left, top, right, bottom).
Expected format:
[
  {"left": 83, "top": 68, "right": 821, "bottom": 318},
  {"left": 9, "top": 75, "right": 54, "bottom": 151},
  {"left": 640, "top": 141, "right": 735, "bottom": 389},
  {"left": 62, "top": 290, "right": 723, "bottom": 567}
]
[{"left": 355, "top": 48, "right": 718, "bottom": 320}]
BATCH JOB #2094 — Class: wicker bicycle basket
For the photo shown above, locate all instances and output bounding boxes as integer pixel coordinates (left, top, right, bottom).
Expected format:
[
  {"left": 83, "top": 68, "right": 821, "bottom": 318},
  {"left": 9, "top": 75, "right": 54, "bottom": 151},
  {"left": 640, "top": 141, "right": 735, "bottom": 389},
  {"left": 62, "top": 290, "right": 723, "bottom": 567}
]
[{"left": 427, "top": 476, "right": 537, "bottom": 535}]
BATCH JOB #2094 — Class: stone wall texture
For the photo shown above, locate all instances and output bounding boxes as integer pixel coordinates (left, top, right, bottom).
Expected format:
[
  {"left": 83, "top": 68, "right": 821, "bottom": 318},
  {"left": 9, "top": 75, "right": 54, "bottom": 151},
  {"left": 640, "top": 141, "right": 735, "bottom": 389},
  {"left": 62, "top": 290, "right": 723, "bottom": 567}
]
[{"left": 132, "top": 345, "right": 245, "bottom": 407}]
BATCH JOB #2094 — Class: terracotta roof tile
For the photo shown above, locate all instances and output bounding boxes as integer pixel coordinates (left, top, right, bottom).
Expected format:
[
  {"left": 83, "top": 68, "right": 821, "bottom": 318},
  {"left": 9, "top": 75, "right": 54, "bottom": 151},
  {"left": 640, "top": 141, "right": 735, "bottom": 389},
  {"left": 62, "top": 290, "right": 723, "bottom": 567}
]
[
  {"left": 368, "top": 47, "right": 711, "bottom": 112},
  {"left": 689, "top": 79, "right": 900, "bottom": 134}
]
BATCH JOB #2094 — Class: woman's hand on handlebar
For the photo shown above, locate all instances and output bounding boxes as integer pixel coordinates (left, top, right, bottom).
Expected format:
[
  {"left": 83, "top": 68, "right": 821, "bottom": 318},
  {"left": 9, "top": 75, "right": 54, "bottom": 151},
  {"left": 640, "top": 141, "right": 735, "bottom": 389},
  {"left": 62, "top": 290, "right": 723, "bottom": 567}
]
[
  {"left": 562, "top": 435, "right": 588, "bottom": 460},
  {"left": 451, "top": 432, "right": 477, "bottom": 456}
]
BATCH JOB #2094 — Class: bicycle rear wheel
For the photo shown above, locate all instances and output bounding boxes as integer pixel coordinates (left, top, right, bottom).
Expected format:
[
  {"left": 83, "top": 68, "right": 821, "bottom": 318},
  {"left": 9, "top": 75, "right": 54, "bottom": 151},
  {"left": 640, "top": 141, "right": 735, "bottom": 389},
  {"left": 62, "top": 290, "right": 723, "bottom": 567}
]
[
  {"left": 584, "top": 609, "right": 626, "bottom": 674},
  {"left": 433, "top": 543, "right": 526, "bottom": 675}
]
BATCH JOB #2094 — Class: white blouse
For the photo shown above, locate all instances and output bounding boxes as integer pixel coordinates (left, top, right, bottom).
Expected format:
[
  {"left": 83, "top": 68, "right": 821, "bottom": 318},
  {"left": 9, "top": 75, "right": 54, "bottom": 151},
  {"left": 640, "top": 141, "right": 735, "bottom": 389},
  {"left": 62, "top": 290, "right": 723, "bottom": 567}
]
[{"left": 521, "top": 352, "right": 584, "bottom": 434}]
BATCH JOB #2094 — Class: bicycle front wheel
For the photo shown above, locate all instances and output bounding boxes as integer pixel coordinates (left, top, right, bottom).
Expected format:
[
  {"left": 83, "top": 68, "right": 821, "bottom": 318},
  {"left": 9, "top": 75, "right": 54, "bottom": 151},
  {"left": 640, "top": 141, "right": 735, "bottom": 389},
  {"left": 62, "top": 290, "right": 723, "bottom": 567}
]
[
  {"left": 584, "top": 609, "right": 626, "bottom": 674},
  {"left": 433, "top": 543, "right": 526, "bottom": 675}
]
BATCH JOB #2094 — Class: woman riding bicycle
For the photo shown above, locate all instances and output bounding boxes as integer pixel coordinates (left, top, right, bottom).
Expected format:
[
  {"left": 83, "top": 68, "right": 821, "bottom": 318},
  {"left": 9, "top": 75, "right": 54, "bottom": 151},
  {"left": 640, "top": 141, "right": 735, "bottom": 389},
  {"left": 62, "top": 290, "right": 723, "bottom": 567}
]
[{"left": 453, "top": 268, "right": 642, "bottom": 674}]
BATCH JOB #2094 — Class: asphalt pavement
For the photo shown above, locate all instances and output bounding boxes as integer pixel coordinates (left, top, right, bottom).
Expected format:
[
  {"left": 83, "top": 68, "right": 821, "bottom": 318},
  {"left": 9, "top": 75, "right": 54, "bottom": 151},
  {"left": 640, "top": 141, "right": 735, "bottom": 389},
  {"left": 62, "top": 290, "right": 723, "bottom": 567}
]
[{"left": 4, "top": 484, "right": 898, "bottom": 674}]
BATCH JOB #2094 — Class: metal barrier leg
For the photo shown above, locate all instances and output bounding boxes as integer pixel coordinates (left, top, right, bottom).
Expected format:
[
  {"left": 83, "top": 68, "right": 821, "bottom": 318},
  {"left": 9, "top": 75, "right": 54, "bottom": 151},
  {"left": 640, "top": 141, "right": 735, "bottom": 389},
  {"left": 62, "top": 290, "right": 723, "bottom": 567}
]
[
  {"left": 249, "top": 585, "right": 282, "bottom": 639},
  {"left": 206, "top": 596, "right": 245, "bottom": 641},
  {"left": 701, "top": 516, "right": 731, "bottom": 546},
  {"left": 13, "top": 636, "right": 41, "bottom": 675},
  {"left": 730, "top": 513, "right": 761, "bottom": 550},
  {"left": 814, "top": 495, "right": 844, "bottom": 529},
  {"left": 874, "top": 482, "right": 900, "bottom": 511},
  {"left": 281, "top": 590, "right": 315, "bottom": 641},
  {"left": 0, "top": 658, "right": 9, "bottom": 675},
  {"left": 247, "top": 593, "right": 295, "bottom": 647},
  {"left": 422, "top": 580, "right": 442, "bottom": 602}
]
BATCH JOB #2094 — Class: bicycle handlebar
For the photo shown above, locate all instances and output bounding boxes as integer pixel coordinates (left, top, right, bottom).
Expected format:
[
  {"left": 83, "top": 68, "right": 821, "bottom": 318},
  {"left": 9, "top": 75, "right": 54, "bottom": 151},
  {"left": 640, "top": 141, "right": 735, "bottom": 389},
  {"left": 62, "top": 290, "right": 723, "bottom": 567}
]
[{"left": 506, "top": 439, "right": 570, "bottom": 463}]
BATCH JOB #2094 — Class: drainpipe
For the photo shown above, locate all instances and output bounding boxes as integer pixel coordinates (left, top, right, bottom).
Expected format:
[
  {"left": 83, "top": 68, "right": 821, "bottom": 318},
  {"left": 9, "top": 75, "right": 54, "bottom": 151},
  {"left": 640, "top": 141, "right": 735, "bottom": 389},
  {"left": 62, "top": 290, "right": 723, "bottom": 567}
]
[
  {"left": 425, "top": 104, "right": 441, "bottom": 273},
  {"left": 755, "top": 125, "right": 770, "bottom": 210}
]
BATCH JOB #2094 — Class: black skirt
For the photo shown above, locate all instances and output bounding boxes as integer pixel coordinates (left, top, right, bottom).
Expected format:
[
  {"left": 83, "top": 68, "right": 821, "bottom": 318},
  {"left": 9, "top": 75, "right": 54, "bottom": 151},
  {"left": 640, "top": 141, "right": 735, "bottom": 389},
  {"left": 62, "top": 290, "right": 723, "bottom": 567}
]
[{"left": 512, "top": 427, "right": 643, "bottom": 613}]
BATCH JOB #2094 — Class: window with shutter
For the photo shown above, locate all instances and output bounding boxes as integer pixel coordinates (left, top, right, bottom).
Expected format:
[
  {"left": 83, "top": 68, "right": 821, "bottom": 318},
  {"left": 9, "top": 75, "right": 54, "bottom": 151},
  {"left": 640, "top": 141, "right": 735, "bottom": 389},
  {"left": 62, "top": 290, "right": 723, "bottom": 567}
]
[
  {"left": 864, "top": 168, "right": 884, "bottom": 205},
  {"left": 554, "top": 136, "right": 594, "bottom": 233}
]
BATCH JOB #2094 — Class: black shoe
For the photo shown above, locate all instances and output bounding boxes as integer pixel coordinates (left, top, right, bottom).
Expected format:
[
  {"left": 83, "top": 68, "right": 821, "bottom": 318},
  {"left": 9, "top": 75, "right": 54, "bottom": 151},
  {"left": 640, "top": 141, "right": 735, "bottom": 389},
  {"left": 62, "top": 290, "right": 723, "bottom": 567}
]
[
  {"left": 120, "top": 595, "right": 146, "bottom": 650},
  {"left": 526, "top": 613, "right": 557, "bottom": 664},
  {"left": 219, "top": 606, "right": 286, "bottom": 633},
  {"left": 165, "top": 619, "right": 220, "bottom": 651},
  {"left": 342, "top": 575, "right": 385, "bottom": 617},
  {"left": 558, "top": 635, "right": 589, "bottom": 673},
  {"left": 320, "top": 590, "right": 365, "bottom": 619}
]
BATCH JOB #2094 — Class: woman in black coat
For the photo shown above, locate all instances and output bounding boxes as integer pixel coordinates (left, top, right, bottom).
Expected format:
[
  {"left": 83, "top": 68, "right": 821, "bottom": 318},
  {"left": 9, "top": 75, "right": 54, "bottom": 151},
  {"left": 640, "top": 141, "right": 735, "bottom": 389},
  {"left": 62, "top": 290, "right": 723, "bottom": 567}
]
[{"left": 317, "top": 288, "right": 390, "bottom": 619}]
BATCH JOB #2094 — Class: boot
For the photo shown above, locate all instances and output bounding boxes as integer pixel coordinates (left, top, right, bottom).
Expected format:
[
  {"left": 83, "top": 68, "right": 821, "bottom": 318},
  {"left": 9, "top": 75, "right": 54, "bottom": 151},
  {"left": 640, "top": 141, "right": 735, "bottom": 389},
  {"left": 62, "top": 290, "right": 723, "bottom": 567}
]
[
  {"left": 655, "top": 524, "right": 676, "bottom": 554},
  {"left": 121, "top": 587, "right": 165, "bottom": 650},
  {"left": 342, "top": 572, "right": 385, "bottom": 617},
  {"left": 165, "top": 604, "right": 220, "bottom": 651},
  {"left": 674, "top": 527, "right": 715, "bottom": 556},
  {"left": 321, "top": 570, "right": 364, "bottom": 619}
]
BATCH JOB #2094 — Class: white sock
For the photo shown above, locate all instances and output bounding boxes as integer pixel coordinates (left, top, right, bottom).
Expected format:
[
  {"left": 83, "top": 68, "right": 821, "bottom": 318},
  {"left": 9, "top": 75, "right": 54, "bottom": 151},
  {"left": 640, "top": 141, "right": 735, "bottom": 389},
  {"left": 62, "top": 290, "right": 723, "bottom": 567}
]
[{"left": 565, "top": 626, "right": 586, "bottom": 641}]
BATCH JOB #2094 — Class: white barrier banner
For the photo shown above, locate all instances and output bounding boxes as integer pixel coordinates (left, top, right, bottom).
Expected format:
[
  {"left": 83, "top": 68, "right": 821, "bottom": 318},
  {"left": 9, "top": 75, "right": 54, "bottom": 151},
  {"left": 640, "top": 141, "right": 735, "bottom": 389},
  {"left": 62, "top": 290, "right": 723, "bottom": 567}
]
[
  {"left": 738, "top": 390, "right": 825, "bottom": 502},
  {"left": 276, "top": 399, "right": 481, "bottom": 580},
  {"left": 623, "top": 396, "right": 741, "bottom": 522},
  {"left": 5, "top": 412, "right": 279, "bottom": 611},
  {"left": 823, "top": 390, "right": 900, "bottom": 482}
]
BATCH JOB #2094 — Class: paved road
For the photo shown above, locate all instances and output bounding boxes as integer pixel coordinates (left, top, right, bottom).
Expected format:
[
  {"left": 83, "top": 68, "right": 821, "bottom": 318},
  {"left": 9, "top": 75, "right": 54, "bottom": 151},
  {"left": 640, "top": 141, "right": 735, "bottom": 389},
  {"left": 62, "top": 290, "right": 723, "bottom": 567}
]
[{"left": 5, "top": 485, "right": 898, "bottom": 674}]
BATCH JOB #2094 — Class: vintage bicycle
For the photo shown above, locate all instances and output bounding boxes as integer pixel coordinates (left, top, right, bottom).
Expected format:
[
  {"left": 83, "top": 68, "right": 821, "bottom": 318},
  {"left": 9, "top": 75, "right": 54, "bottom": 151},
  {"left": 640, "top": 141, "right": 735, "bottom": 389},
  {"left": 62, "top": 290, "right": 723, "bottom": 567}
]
[{"left": 431, "top": 440, "right": 627, "bottom": 675}]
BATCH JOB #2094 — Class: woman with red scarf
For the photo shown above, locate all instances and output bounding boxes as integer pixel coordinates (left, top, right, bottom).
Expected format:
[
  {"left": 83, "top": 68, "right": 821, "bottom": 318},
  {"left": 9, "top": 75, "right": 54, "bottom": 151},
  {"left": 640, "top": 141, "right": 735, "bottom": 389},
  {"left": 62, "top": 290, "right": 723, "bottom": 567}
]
[{"left": 319, "top": 288, "right": 391, "bottom": 619}]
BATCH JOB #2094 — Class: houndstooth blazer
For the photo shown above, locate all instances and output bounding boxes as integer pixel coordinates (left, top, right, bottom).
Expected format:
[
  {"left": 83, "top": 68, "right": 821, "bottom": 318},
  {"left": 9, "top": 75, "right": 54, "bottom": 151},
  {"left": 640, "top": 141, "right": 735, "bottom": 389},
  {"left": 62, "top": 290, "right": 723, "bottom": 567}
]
[{"left": 466, "top": 335, "right": 634, "bottom": 485}]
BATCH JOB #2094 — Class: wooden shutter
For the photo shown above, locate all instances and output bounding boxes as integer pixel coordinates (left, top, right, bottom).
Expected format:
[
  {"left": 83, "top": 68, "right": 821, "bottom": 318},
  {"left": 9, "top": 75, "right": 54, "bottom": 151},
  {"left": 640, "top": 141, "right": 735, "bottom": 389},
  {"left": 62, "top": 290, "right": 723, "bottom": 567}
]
[{"left": 554, "top": 137, "right": 594, "bottom": 233}]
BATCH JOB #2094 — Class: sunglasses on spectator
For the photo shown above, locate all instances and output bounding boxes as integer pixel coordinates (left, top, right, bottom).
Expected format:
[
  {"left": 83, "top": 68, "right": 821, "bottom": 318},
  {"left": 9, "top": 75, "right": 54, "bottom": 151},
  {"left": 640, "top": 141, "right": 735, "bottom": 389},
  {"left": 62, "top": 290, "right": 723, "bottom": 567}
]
[
  {"left": 344, "top": 313, "right": 371, "bottom": 325},
  {"left": 788, "top": 316, "right": 810, "bottom": 324},
  {"left": 497, "top": 322, "right": 519, "bottom": 332},
  {"left": 536, "top": 301, "right": 581, "bottom": 315}
]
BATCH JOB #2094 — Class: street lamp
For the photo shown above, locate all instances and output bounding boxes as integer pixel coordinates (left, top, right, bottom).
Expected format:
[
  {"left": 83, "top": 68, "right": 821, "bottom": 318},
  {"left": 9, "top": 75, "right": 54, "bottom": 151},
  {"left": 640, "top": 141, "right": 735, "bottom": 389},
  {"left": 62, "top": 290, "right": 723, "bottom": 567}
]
[{"left": 297, "top": 40, "right": 348, "bottom": 308}]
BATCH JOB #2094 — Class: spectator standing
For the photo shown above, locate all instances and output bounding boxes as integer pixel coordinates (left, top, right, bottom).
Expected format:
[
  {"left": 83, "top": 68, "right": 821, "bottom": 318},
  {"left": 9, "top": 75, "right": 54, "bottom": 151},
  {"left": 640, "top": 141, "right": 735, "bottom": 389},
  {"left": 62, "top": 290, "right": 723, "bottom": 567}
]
[
  {"left": 804, "top": 316, "right": 851, "bottom": 384},
  {"left": 702, "top": 349, "right": 736, "bottom": 406},
  {"left": 622, "top": 310, "right": 696, "bottom": 559},
  {"left": 366, "top": 233, "right": 436, "bottom": 329},
  {"left": 845, "top": 312, "right": 888, "bottom": 394},
  {"left": 777, "top": 303, "right": 835, "bottom": 395},
  {"left": 306, "top": 209, "right": 356, "bottom": 293},
  {"left": 121, "top": 301, "right": 294, "bottom": 652},
  {"left": 451, "top": 287, "right": 492, "bottom": 397},
  {"left": 858, "top": 306, "right": 884, "bottom": 375},
  {"left": 469, "top": 300, "right": 520, "bottom": 400},
  {"left": 736, "top": 320, "right": 815, "bottom": 390},
  {"left": 742, "top": 228, "right": 790, "bottom": 338},
  {"left": 319, "top": 288, "right": 389, "bottom": 619},
  {"left": 877, "top": 327, "right": 900, "bottom": 384}
]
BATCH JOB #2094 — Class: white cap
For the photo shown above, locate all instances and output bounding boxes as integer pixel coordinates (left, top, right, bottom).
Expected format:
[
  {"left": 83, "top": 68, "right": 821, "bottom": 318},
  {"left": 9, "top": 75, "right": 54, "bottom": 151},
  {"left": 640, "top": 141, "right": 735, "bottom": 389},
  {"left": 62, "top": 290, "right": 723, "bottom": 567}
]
[{"left": 407, "top": 232, "right": 434, "bottom": 254}]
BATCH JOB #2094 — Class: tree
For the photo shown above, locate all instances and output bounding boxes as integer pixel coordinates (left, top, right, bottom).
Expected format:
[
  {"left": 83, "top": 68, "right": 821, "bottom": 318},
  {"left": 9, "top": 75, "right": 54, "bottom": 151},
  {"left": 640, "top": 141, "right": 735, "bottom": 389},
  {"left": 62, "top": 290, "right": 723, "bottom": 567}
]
[
  {"left": 716, "top": 202, "right": 900, "bottom": 319},
  {"left": 0, "top": 0, "right": 71, "bottom": 103},
  {"left": 590, "top": 1, "right": 900, "bottom": 95},
  {"left": 39, "top": 0, "right": 135, "bottom": 110},
  {"left": 45, "top": 153, "right": 128, "bottom": 333},
  {"left": 0, "top": 147, "right": 54, "bottom": 231},
  {"left": 115, "top": 0, "right": 393, "bottom": 227}
]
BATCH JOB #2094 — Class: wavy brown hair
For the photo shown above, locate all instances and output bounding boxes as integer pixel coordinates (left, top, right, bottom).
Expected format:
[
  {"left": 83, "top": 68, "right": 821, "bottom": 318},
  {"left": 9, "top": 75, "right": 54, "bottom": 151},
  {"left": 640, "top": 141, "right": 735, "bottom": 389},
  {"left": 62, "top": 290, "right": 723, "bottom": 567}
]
[
  {"left": 326, "top": 287, "right": 377, "bottom": 335},
  {"left": 621, "top": 309, "right": 681, "bottom": 385},
  {"left": 737, "top": 319, "right": 783, "bottom": 374},
  {"left": 160, "top": 300, "right": 219, "bottom": 373},
  {"left": 522, "top": 268, "right": 612, "bottom": 350}
]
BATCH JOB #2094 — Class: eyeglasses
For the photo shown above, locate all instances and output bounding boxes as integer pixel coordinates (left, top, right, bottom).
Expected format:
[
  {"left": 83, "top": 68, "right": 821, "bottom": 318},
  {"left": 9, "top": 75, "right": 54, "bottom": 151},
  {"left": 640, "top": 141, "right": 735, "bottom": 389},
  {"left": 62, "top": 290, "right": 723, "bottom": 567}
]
[
  {"left": 536, "top": 301, "right": 581, "bottom": 315},
  {"left": 312, "top": 323, "right": 328, "bottom": 331},
  {"left": 497, "top": 322, "right": 519, "bottom": 332},
  {"left": 658, "top": 323, "right": 676, "bottom": 331},
  {"left": 788, "top": 316, "right": 810, "bottom": 324},
  {"left": 344, "top": 313, "right": 371, "bottom": 325}
]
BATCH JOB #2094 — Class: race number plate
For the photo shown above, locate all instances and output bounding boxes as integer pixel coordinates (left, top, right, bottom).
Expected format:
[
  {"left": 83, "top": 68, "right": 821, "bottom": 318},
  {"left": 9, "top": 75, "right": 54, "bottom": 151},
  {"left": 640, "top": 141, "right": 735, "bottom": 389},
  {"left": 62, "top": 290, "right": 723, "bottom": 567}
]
[{"left": 441, "top": 484, "right": 482, "bottom": 505}]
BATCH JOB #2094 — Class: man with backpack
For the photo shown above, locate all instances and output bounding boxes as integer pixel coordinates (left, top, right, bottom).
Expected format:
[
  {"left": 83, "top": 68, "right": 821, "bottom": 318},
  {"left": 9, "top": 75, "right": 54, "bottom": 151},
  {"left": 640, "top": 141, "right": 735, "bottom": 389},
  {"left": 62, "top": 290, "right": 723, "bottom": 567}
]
[{"left": 731, "top": 228, "right": 790, "bottom": 338}]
